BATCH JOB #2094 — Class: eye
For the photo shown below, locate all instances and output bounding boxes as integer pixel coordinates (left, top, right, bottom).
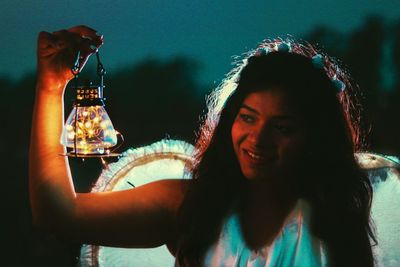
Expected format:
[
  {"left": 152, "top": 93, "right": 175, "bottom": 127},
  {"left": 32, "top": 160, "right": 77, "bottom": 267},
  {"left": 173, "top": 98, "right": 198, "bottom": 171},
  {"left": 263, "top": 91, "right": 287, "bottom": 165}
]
[{"left": 239, "top": 113, "right": 255, "bottom": 124}]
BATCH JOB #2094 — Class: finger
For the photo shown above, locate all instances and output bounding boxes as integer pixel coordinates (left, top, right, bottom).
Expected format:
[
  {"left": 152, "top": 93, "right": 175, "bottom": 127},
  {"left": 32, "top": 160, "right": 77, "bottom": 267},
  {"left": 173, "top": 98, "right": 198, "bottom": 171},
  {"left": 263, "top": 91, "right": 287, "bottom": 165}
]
[
  {"left": 47, "top": 30, "right": 81, "bottom": 63},
  {"left": 52, "top": 29, "right": 100, "bottom": 57},
  {"left": 81, "top": 35, "right": 103, "bottom": 51},
  {"left": 38, "top": 31, "right": 57, "bottom": 49},
  {"left": 68, "top": 25, "right": 103, "bottom": 46},
  {"left": 52, "top": 29, "right": 82, "bottom": 48},
  {"left": 37, "top": 31, "right": 59, "bottom": 57}
]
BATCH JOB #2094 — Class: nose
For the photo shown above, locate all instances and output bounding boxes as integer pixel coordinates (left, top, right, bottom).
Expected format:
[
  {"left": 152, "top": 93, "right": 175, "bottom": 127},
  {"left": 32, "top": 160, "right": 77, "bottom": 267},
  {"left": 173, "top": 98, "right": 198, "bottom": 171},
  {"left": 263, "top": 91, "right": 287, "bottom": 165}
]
[{"left": 247, "top": 126, "right": 273, "bottom": 149}]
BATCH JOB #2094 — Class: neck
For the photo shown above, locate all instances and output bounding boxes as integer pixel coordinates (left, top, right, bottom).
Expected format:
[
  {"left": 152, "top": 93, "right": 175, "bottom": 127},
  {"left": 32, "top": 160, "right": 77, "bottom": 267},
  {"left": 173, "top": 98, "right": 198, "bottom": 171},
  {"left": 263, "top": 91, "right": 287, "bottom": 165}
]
[
  {"left": 237, "top": 179, "right": 299, "bottom": 250},
  {"left": 241, "top": 178, "right": 298, "bottom": 218}
]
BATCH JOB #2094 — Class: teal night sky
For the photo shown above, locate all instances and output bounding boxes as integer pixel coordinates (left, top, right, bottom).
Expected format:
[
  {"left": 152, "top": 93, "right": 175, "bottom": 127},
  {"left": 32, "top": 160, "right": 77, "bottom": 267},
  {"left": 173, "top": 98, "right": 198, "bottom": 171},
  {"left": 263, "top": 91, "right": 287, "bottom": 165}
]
[{"left": 1, "top": 0, "right": 400, "bottom": 85}]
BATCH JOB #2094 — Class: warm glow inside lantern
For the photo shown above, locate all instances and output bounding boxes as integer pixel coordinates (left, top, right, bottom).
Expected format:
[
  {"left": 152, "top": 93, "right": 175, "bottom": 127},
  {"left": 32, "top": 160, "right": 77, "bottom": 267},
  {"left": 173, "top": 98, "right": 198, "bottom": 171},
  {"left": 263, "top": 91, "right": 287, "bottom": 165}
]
[{"left": 61, "top": 84, "right": 118, "bottom": 156}]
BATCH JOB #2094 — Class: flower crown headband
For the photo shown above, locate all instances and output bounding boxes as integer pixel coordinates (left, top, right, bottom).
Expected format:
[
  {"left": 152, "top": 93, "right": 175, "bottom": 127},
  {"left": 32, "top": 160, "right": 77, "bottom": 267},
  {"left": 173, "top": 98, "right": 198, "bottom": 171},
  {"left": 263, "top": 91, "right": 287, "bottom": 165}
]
[
  {"left": 206, "top": 37, "right": 354, "bottom": 123},
  {"left": 252, "top": 38, "right": 347, "bottom": 93}
]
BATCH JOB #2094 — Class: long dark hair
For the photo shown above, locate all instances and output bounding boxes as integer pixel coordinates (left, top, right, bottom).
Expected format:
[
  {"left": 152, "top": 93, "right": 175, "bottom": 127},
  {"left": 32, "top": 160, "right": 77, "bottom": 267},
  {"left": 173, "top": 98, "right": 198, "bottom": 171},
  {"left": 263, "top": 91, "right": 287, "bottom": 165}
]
[{"left": 176, "top": 40, "right": 375, "bottom": 267}]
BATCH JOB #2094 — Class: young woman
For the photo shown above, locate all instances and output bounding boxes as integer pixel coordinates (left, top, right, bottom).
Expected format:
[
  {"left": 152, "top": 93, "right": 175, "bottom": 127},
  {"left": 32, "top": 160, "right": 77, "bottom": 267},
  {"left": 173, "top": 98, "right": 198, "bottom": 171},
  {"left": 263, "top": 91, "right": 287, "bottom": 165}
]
[{"left": 30, "top": 25, "right": 375, "bottom": 266}]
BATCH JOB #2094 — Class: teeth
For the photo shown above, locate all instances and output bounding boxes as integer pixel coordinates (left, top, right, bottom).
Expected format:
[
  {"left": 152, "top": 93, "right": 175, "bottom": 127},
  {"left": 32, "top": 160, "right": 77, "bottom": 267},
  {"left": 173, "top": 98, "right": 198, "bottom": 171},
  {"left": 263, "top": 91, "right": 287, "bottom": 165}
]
[{"left": 246, "top": 150, "right": 265, "bottom": 160}]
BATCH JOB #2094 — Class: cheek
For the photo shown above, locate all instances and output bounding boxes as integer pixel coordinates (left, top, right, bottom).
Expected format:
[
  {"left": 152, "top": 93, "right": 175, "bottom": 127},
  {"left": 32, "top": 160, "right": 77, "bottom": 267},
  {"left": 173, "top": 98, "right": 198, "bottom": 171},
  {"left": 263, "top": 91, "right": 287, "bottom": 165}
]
[
  {"left": 231, "top": 120, "right": 242, "bottom": 145},
  {"left": 231, "top": 120, "right": 246, "bottom": 158}
]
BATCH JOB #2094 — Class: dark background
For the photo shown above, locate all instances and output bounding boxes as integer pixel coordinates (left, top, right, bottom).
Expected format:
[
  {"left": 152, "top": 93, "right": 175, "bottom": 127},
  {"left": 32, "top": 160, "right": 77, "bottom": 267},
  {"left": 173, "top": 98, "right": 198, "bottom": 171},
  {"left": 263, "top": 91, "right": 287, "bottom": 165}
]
[{"left": 1, "top": 1, "right": 400, "bottom": 266}]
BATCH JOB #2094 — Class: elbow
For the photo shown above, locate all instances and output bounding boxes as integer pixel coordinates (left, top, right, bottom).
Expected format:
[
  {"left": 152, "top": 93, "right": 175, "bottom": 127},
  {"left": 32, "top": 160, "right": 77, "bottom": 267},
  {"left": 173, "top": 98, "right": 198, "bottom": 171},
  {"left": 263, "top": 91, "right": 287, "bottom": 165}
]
[
  {"left": 31, "top": 213, "right": 82, "bottom": 243},
  {"left": 29, "top": 185, "right": 77, "bottom": 236},
  {"left": 31, "top": 211, "right": 65, "bottom": 233},
  {"left": 31, "top": 215, "right": 57, "bottom": 236},
  {"left": 30, "top": 204, "right": 77, "bottom": 240}
]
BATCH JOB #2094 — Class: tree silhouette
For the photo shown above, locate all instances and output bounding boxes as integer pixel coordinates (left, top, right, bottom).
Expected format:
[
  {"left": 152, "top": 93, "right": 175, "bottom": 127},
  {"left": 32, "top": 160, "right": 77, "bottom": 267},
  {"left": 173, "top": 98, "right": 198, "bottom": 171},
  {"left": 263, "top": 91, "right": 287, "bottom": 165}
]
[
  {"left": 345, "top": 16, "right": 385, "bottom": 111},
  {"left": 393, "top": 20, "right": 400, "bottom": 93}
]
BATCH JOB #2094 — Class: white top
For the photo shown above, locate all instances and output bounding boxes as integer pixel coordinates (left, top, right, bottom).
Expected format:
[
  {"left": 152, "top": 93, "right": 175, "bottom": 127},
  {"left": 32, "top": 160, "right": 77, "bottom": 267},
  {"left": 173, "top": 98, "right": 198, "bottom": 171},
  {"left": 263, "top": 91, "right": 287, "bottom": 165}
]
[{"left": 204, "top": 199, "right": 328, "bottom": 267}]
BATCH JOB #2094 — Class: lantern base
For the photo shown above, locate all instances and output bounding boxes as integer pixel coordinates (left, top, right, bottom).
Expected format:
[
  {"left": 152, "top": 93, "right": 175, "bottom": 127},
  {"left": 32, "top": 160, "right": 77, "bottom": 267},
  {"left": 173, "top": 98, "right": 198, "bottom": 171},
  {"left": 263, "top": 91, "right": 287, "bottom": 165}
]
[{"left": 61, "top": 152, "right": 121, "bottom": 158}]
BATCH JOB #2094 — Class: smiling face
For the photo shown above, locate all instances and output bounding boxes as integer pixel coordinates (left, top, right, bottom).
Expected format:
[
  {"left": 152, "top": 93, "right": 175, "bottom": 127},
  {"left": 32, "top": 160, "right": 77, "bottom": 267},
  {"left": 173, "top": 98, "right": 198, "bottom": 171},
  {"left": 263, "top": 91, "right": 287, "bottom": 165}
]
[{"left": 231, "top": 88, "right": 309, "bottom": 183}]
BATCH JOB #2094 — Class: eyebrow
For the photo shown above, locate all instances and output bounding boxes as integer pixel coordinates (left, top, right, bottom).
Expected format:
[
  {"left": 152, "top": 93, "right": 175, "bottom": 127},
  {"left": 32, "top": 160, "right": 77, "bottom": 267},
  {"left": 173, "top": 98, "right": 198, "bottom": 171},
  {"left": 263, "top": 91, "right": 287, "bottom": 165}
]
[
  {"left": 241, "top": 104, "right": 260, "bottom": 114},
  {"left": 240, "top": 104, "right": 296, "bottom": 120}
]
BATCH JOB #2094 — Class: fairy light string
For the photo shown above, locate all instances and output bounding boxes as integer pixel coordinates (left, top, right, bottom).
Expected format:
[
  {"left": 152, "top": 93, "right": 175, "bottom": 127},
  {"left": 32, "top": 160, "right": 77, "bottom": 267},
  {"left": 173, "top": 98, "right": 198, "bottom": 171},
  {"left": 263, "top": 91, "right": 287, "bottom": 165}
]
[{"left": 63, "top": 50, "right": 122, "bottom": 158}]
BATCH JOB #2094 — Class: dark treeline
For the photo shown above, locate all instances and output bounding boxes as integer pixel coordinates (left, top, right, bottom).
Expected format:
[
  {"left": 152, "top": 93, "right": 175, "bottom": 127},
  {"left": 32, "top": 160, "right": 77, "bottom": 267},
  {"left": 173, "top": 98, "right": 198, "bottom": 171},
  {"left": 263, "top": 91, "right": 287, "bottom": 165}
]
[
  {"left": 2, "top": 16, "right": 400, "bottom": 266},
  {"left": 307, "top": 16, "right": 400, "bottom": 155}
]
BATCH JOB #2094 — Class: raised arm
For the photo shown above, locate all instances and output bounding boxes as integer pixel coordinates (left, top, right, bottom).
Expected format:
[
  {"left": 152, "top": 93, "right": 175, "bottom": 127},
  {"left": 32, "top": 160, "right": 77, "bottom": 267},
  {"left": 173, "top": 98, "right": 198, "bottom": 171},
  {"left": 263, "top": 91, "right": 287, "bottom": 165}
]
[{"left": 29, "top": 26, "right": 187, "bottom": 250}]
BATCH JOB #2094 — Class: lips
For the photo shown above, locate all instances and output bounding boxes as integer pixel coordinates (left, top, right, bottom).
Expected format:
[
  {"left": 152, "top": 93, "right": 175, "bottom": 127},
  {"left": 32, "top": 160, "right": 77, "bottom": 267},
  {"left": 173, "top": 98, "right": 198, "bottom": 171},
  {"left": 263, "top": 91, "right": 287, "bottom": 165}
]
[{"left": 242, "top": 148, "right": 274, "bottom": 164}]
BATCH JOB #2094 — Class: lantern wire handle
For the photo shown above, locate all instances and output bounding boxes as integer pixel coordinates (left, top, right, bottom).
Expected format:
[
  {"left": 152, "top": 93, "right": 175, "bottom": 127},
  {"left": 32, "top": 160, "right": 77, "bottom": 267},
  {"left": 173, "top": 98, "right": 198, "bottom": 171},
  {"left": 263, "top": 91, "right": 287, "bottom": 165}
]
[
  {"left": 110, "top": 131, "right": 125, "bottom": 154},
  {"left": 71, "top": 51, "right": 81, "bottom": 158},
  {"left": 65, "top": 50, "right": 123, "bottom": 158},
  {"left": 96, "top": 51, "right": 106, "bottom": 87}
]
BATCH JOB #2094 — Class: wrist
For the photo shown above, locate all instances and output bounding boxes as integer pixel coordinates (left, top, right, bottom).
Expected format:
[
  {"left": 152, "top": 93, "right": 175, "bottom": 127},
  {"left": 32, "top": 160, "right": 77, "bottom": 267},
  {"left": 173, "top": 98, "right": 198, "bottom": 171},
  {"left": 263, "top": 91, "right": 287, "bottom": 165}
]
[{"left": 36, "top": 73, "right": 69, "bottom": 95}]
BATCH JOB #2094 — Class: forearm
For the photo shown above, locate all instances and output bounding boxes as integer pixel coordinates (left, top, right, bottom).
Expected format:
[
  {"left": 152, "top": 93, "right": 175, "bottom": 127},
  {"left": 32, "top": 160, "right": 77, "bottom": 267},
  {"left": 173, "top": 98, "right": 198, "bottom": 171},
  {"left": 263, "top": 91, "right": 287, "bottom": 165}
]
[{"left": 29, "top": 77, "right": 76, "bottom": 228}]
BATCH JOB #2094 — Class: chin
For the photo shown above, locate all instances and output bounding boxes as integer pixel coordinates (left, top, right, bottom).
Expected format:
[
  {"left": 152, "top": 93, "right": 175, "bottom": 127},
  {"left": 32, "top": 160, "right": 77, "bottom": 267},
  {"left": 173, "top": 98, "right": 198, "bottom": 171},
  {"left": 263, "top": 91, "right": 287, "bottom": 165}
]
[{"left": 242, "top": 170, "right": 268, "bottom": 181}]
